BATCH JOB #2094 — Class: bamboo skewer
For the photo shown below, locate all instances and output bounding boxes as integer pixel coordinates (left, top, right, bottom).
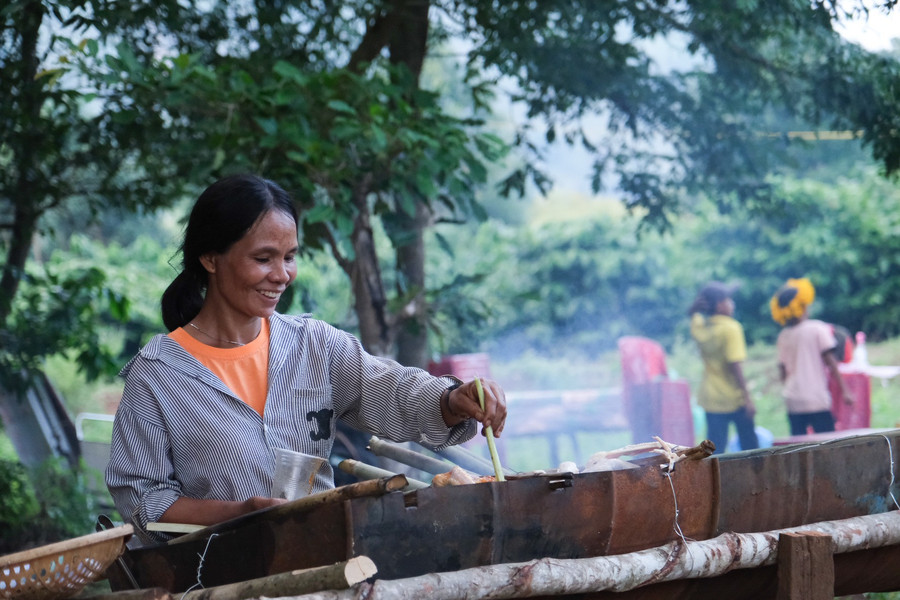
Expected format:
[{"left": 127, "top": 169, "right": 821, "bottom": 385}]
[{"left": 475, "top": 376, "right": 506, "bottom": 482}]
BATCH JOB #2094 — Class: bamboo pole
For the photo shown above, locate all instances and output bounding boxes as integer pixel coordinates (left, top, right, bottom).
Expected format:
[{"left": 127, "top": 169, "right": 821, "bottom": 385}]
[
  {"left": 337, "top": 459, "right": 429, "bottom": 490},
  {"left": 279, "top": 510, "right": 900, "bottom": 600},
  {"left": 433, "top": 444, "right": 515, "bottom": 477},
  {"left": 181, "top": 556, "right": 376, "bottom": 600},
  {"left": 367, "top": 436, "right": 455, "bottom": 475}
]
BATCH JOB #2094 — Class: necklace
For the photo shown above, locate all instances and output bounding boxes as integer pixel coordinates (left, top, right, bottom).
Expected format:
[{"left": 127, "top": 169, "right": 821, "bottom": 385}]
[{"left": 188, "top": 322, "right": 246, "bottom": 347}]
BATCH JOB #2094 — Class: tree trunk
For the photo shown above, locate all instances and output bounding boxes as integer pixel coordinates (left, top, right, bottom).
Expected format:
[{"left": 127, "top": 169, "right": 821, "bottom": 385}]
[
  {"left": 271, "top": 510, "right": 900, "bottom": 600},
  {"left": 389, "top": 0, "right": 431, "bottom": 368},
  {"left": 0, "top": 0, "right": 43, "bottom": 325},
  {"left": 349, "top": 174, "right": 392, "bottom": 356},
  {"left": 342, "top": 0, "right": 433, "bottom": 362},
  {"left": 394, "top": 203, "right": 429, "bottom": 368}
]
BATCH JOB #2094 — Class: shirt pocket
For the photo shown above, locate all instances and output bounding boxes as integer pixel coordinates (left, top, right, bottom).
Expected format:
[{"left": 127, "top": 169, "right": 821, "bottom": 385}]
[{"left": 294, "top": 386, "right": 334, "bottom": 443}]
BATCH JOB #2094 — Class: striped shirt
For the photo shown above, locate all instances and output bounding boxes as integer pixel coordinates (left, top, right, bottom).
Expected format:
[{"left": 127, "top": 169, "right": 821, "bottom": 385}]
[{"left": 105, "top": 313, "right": 474, "bottom": 543}]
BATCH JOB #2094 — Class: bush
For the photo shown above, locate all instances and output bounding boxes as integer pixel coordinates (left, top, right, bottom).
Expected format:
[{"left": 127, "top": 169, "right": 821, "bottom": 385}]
[
  {"left": 0, "top": 460, "right": 40, "bottom": 551},
  {"left": 0, "top": 457, "right": 97, "bottom": 553}
]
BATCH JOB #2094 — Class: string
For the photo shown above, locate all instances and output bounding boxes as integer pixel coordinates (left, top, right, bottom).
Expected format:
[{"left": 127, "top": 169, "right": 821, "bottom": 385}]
[
  {"left": 663, "top": 470, "right": 691, "bottom": 545},
  {"left": 881, "top": 435, "right": 900, "bottom": 511},
  {"left": 180, "top": 532, "right": 219, "bottom": 599}
]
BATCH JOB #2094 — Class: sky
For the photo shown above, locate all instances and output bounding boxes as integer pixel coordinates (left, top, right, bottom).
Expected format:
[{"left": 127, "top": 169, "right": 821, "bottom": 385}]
[{"left": 835, "top": 5, "right": 900, "bottom": 51}]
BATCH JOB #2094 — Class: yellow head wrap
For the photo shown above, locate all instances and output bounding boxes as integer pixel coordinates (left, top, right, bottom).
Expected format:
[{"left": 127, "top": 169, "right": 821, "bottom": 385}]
[{"left": 770, "top": 278, "right": 815, "bottom": 326}]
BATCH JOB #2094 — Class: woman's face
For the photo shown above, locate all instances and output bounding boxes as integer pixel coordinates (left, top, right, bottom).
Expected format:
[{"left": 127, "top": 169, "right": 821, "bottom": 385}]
[
  {"left": 202, "top": 209, "right": 299, "bottom": 320},
  {"left": 717, "top": 297, "right": 735, "bottom": 317}
]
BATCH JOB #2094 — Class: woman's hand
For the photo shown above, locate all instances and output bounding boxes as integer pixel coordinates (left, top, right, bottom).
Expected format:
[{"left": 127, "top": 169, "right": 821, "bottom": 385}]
[{"left": 444, "top": 377, "right": 507, "bottom": 436}]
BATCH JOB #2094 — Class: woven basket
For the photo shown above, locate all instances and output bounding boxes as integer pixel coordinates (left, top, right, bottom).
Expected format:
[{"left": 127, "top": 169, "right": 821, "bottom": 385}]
[{"left": 0, "top": 525, "right": 133, "bottom": 600}]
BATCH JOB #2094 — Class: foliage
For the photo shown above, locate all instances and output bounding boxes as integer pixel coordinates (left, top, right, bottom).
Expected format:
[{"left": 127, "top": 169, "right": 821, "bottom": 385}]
[
  {"left": 0, "top": 460, "right": 39, "bottom": 548},
  {"left": 681, "top": 169, "right": 900, "bottom": 344},
  {"left": 418, "top": 165, "right": 900, "bottom": 360},
  {"left": 42, "top": 233, "right": 181, "bottom": 354},
  {"left": 0, "top": 457, "right": 96, "bottom": 553},
  {"left": 86, "top": 44, "right": 505, "bottom": 355},
  {"left": 53, "top": 0, "right": 900, "bottom": 363},
  {"left": 0, "top": 265, "right": 127, "bottom": 390},
  {"left": 0, "top": 0, "right": 198, "bottom": 385},
  {"left": 3, "top": 0, "right": 900, "bottom": 376}
]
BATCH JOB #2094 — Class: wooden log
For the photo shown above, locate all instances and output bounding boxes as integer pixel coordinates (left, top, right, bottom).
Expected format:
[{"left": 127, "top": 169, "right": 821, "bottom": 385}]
[
  {"left": 181, "top": 556, "right": 376, "bottom": 600},
  {"left": 279, "top": 510, "right": 900, "bottom": 600},
  {"left": 776, "top": 531, "right": 834, "bottom": 600},
  {"left": 78, "top": 587, "right": 172, "bottom": 600},
  {"left": 170, "top": 476, "right": 408, "bottom": 545}
]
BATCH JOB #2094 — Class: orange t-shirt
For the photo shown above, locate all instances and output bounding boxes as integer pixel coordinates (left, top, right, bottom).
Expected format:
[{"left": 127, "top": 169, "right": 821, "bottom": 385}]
[{"left": 169, "top": 319, "right": 271, "bottom": 417}]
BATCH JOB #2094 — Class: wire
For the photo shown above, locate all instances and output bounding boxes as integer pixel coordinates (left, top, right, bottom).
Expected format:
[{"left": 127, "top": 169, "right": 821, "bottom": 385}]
[{"left": 180, "top": 532, "right": 219, "bottom": 599}]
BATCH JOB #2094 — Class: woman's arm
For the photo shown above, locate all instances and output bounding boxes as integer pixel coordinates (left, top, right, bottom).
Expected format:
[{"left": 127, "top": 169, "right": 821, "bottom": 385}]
[
  {"left": 727, "top": 361, "right": 755, "bottom": 417},
  {"left": 823, "top": 351, "right": 854, "bottom": 405},
  {"left": 159, "top": 496, "right": 285, "bottom": 526}
]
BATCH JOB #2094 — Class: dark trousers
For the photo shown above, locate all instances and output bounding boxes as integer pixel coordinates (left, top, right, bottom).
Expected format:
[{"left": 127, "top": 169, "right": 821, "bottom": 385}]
[
  {"left": 706, "top": 408, "right": 759, "bottom": 454},
  {"left": 788, "top": 410, "right": 835, "bottom": 436}
]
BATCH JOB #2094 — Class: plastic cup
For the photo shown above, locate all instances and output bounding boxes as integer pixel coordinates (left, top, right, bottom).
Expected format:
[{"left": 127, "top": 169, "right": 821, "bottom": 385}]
[{"left": 270, "top": 448, "right": 327, "bottom": 501}]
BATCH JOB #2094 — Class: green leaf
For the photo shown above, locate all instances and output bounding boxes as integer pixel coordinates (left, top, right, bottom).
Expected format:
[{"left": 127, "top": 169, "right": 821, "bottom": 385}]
[
  {"left": 305, "top": 204, "right": 335, "bottom": 224},
  {"left": 273, "top": 60, "right": 308, "bottom": 84},
  {"left": 254, "top": 117, "right": 278, "bottom": 136},
  {"left": 326, "top": 100, "right": 356, "bottom": 115}
]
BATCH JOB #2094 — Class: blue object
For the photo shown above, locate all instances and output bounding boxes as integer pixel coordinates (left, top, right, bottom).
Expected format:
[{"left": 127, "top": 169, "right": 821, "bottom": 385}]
[{"left": 726, "top": 426, "right": 773, "bottom": 452}]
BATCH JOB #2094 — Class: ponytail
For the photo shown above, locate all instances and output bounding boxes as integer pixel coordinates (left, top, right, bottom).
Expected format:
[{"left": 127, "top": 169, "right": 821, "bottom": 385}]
[{"left": 161, "top": 270, "right": 206, "bottom": 331}]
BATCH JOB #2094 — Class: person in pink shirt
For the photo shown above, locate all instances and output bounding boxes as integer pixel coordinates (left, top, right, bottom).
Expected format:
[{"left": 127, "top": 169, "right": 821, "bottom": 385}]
[{"left": 771, "top": 278, "right": 853, "bottom": 436}]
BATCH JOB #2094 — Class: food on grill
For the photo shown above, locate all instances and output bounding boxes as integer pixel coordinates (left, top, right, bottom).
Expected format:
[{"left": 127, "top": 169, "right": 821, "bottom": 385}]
[{"left": 432, "top": 466, "right": 495, "bottom": 487}]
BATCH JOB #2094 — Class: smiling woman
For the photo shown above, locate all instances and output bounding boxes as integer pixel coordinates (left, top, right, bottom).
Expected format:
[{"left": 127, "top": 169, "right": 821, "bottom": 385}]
[
  {"left": 193, "top": 208, "right": 299, "bottom": 342},
  {"left": 104, "top": 173, "right": 509, "bottom": 545}
]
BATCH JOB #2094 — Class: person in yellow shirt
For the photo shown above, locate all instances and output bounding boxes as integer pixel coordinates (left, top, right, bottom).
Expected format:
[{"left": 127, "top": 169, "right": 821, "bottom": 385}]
[{"left": 689, "top": 281, "right": 758, "bottom": 454}]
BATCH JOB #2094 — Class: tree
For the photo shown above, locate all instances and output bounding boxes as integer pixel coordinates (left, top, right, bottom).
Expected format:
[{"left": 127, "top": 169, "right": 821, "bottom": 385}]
[
  {"left": 6, "top": 1, "right": 900, "bottom": 373},
  {"left": 79, "top": 0, "right": 900, "bottom": 365},
  {"left": 0, "top": 1, "right": 208, "bottom": 387}
]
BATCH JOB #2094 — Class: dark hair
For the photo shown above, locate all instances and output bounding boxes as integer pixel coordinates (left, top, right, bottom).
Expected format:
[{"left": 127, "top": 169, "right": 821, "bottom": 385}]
[
  {"left": 774, "top": 285, "right": 798, "bottom": 308},
  {"left": 161, "top": 174, "right": 298, "bottom": 331},
  {"left": 687, "top": 281, "right": 738, "bottom": 316}
]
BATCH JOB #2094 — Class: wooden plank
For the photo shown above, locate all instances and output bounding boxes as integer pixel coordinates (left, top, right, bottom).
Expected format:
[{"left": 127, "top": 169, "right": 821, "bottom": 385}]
[
  {"left": 146, "top": 523, "right": 206, "bottom": 534},
  {"left": 776, "top": 531, "right": 834, "bottom": 600}
]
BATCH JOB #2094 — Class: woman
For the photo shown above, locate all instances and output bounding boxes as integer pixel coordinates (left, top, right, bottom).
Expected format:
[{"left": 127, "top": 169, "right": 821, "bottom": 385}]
[
  {"left": 688, "top": 281, "right": 758, "bottom": 454},
  {"left": 105, "top": 174, "right": 507, "bottom": 543},
  {"left": 771, "top": 277, "right": 852, "bottom": 435}
]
